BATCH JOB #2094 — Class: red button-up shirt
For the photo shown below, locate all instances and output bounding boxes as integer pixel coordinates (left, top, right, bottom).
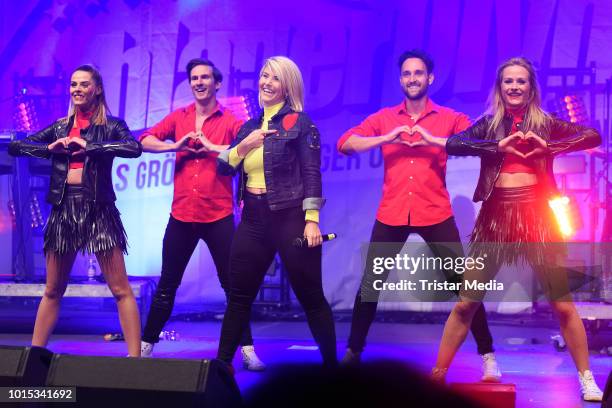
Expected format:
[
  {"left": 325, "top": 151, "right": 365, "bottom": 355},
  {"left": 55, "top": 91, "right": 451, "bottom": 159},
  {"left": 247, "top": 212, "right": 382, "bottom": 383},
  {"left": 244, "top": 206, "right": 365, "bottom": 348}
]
[
  {"left": 337, "top": 99, "right": 471, "bottom": 227},
  {"left": 140, "top": 103, "right": 242, "bottom": 223}
]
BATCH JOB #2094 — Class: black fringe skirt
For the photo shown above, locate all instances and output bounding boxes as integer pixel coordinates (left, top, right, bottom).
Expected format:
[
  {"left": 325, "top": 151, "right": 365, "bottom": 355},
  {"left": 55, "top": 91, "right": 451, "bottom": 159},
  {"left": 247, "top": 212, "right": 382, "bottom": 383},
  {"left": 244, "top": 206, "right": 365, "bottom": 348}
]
[
  {"left": 44, "top": 185, "right": 128, "bottom": 255},
  {"left": 470, "top": 185, "right": 564, "bottom": 267}
]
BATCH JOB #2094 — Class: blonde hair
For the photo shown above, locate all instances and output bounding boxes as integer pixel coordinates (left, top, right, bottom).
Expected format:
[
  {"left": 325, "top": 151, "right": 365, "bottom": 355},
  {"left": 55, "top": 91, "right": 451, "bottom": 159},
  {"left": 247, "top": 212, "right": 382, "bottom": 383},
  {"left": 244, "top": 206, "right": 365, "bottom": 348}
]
[
  {"left": 486, "top": 57, "right": 550, "bottom": 134},
  {"left": 64, "top": 64, "right": 110, "bottom": 126},
  {"left": 259, "top": 56, "right": 304, "bottom": 112}
]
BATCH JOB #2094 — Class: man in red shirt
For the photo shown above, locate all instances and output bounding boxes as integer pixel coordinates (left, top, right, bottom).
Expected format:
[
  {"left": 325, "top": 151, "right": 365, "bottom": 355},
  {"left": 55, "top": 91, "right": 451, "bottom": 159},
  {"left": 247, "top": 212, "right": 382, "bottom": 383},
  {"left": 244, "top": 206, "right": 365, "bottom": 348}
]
[
  {"left": 138, "top": 58, "right": 265, "bottom": 370},
  {"left": 337, "top": 50, "right": 500, "bottom": 381}
]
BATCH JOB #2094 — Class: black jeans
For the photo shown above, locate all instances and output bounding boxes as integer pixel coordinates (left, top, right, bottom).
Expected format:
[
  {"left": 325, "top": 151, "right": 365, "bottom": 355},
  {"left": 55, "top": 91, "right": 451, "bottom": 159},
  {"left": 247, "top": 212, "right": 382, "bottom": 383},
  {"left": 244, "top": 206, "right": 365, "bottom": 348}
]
[
  {"left": 347, "top": 217, "right": 495, "bottom": 355},
  {"left": 142, "top": 214, "right": 253, "bottom": 346},
  {"left": 217, "top": 192, "right": 337, "bottom": 365}
]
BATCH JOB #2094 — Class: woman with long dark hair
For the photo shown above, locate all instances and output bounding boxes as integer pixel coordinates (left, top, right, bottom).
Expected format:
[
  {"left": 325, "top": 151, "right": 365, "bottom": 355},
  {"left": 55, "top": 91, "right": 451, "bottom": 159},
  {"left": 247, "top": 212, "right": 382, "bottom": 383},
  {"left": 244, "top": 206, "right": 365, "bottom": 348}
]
[
  {"left": 216, "top": 56, "right": 337, "bottom": 368},
  {"left": 416, "top": 57, "right": 603, "bottom": 401},
  {"left": 9, "top": 64, "right": 143, "bottom": 356}
]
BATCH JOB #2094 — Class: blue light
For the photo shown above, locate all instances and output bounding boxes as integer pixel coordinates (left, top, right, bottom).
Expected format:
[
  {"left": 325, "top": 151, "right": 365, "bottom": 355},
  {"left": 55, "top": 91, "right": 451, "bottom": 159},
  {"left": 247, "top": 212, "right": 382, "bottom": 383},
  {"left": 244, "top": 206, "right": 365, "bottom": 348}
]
[{"left": 178, "top": 0, "right": 210, "bottom": 14}]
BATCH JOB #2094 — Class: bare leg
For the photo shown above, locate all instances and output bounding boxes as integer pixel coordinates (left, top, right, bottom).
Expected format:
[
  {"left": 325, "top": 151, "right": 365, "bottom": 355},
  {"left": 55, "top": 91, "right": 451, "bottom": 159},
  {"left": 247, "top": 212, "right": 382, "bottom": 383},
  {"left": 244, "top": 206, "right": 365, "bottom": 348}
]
[
  {"left": 435, "top": 300, "right": 481, "bottom": 369},
  {"left": 550, "top": 300, "right": 590, "bottom": 372},
  {"left": 435, "top": 257, "right": 495, "bottom": 370},
  {"left": 96, "top": 247, "right": 141, "bottom": 357},
  {"left": 542, "top": 271, "right": 601, "bottom": 400},
  {"left": 534, "top": 262, "right": 591, "bottom": 372},
  {"left": 32, "top": 251, "right": 77, "bottom": 347}
]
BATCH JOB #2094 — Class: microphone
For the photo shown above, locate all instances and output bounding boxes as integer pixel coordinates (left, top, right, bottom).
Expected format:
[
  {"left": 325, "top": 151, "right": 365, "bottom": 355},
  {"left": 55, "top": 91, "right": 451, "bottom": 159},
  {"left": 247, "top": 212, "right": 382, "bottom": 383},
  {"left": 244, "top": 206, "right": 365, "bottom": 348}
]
[{"left": 293, "top": 233, "right": 338, "bottom": 248}]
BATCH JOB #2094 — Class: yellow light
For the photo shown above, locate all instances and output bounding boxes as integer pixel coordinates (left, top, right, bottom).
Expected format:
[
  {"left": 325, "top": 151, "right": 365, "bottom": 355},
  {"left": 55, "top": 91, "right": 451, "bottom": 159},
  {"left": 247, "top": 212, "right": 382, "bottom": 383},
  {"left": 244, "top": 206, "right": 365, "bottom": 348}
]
[{"left": 549, "top": 196, "right": 574, "bottom": 238}]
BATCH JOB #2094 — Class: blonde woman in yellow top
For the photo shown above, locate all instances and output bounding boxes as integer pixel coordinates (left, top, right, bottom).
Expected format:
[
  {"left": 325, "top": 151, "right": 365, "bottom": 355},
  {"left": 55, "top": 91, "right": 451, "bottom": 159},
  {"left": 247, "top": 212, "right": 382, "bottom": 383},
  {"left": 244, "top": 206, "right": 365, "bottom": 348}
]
[{"left": 217, "top": 56, "right": 336, "bottom": 368}]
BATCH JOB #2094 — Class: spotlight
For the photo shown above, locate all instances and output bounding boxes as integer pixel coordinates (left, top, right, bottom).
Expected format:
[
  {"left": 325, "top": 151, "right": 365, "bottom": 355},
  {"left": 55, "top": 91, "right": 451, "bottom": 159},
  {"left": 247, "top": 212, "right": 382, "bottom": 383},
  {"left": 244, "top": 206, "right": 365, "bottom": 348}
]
[
  {"left": 218, "top": 90, "right": 260, "bottom": 122},
  {"left": 551, "top": 95, "right": 588, "bottom": 125},
  {"left": 218, "top": 96, "right": 250, "bottom": 122},
  {"left": 13, "top": 98, "right": 38, "bottom": 131},
  {"left": 549, "top": 195, "right": 582, "bottom": 238}
]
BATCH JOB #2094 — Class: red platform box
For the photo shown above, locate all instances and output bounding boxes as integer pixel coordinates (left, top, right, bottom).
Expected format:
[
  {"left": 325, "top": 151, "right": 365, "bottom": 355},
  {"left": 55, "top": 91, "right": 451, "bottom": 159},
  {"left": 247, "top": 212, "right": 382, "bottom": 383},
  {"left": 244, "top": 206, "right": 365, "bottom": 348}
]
[{"left": 450, "top": 382, "right": 516, "bottom": 408}]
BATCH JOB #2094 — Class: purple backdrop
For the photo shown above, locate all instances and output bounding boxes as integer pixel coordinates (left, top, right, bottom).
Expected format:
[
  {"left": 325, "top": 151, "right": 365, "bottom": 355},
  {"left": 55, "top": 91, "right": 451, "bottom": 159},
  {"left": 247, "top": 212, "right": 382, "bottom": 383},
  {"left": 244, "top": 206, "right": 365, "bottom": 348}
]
[{"left": 0, "top": 0, "right": 608, "bottom": 308}]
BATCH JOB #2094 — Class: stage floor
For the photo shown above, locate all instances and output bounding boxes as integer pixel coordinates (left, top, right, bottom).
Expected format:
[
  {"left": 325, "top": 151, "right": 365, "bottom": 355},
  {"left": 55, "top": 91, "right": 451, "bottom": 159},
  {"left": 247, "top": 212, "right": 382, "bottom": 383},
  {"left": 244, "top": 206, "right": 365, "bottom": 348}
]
[{"left": 0, "top": 320, "right": 609, "bottom": 407}]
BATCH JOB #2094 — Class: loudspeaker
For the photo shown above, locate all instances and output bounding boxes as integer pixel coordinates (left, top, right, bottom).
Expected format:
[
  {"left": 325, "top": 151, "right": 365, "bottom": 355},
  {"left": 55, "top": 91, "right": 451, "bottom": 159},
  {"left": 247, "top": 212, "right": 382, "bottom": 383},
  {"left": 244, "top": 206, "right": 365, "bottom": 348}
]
[
  {"left": 450, "top": 382, "right": 516, "bottom": 408},
  {"left": 46, "top": 355, "right": 242, "bottom": 407},
  {"left": 603, "top": 370, "right": 612, "bottom": 408},
  {"left": 0, "top": 345, "right": 53, "bottom": 386}
]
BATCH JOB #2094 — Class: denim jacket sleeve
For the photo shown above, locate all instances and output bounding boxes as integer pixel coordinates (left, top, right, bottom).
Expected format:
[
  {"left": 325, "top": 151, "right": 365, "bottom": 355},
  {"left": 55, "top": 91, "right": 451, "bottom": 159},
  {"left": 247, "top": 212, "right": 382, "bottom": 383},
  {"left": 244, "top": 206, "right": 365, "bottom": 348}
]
[
  {"left": 85, "top": 118, "right": 142, "bottom": 158},
  {"left": 446, "top": 116, "right": 499, "bottom": 156},
  {"left": 8, "top": 122, "right": 57, "bottom": 159},
  {"left": 547, "top": 118, "right": 601, "bottom": 155},
  {"left": 217, "top": 122, "right": 250, "bottom": 176},
  {"left": 298, "top": 114, "right": 325, "bottom": 211}
]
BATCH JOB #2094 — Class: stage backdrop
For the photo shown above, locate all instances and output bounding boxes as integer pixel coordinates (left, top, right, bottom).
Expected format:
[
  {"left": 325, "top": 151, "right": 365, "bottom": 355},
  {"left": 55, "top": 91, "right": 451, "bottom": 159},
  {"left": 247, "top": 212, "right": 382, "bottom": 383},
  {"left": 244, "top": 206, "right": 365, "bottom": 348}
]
[{"left": 0, "top": 0, "right": 609, "bottom": 309}]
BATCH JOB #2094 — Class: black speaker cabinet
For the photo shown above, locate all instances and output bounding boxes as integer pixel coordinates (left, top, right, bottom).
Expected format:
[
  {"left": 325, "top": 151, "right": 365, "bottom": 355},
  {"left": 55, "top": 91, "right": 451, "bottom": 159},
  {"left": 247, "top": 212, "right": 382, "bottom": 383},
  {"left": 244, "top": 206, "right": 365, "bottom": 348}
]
[
  {"left": 46, "top": 355, "right": 242, "bottom": 407},
  {"left": 603, "top": 370, "right": 612, "bottom": 408},
  {"left": 0, "top": 345, "right": 53, "bottom": 387}
]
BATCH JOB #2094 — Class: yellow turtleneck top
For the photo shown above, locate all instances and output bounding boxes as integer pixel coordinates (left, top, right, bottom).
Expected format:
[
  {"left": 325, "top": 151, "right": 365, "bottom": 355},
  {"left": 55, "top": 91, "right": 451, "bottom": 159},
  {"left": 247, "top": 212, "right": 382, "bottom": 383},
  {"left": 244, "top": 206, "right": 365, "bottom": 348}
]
[{"left": 228, "top": 102, "right": 318, "bottom": 223}]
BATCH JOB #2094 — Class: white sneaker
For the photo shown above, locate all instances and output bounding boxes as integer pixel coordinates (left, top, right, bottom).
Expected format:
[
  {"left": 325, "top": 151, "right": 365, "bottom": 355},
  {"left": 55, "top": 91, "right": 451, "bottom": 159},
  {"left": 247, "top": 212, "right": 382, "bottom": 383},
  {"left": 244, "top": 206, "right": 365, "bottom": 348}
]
[
  {"left": 578, "top": 370, "right": 603, "bottom": 402},
  {"left": 481, "top": 352, "right": 501, "bottom": 382},
  {"left": 241, "top": 346, "right": 266, "bottom": 371},
  {"left": 141, "top": 341, "right": 154, "bottom": 358}
]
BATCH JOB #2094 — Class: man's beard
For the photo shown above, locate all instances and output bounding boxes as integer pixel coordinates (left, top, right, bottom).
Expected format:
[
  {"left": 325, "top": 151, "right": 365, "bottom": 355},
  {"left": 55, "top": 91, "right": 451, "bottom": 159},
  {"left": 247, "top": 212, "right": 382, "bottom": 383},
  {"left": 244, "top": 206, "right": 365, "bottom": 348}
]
[{"left": 403, "top": 84, "right": 428, "bottom": 100}]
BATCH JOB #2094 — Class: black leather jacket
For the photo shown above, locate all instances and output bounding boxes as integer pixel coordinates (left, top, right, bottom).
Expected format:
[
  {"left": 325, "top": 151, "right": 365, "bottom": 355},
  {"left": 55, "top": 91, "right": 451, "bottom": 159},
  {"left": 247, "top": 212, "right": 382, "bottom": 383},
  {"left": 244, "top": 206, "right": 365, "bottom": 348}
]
[
  {"left": 446, "top": 115, "right": 601, "bottom": 202},
  {"left": 9, "top": 116, "right": 142, "bottom": 205},
  {"left": 217, "top": 103, "right": 325, "bottom": 211}
]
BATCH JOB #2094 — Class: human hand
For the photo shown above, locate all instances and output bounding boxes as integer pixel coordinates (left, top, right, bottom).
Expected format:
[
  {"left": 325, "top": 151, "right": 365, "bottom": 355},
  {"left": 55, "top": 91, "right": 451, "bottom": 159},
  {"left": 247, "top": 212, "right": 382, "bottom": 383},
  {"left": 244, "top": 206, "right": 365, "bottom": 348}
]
[{"left": 303, "top": 221, "right": 322, "bottom": 247}]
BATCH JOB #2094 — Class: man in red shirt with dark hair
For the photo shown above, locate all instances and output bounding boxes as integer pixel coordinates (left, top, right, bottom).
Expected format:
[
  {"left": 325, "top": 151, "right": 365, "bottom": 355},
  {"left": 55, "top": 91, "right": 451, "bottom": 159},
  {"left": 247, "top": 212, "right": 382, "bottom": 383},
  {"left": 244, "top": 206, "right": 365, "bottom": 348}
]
[
  {"left": 337, "top": 49, "right": 500, "bottom": 381},
  {"left": 138, "top": 58, "right": 265, "bottom": 370}
]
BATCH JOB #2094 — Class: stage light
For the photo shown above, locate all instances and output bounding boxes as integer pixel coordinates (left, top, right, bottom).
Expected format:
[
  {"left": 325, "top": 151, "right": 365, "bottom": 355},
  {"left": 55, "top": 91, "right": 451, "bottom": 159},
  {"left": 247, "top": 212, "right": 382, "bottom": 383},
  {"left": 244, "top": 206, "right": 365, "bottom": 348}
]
[
  {"left": 7, "top": 200, "right": 16, "bottom": 230},
  {"left": 29, "top": 195, "right": 45, "bottom": 230},
  {"left": 549, "top": 195, "right": 577, "bottom": 238},
  {"left": 550, "top": 95, "right": 588, "bottom": 125},
  {"left": 13, "top": 98, "right": 38, "bottom": 131},
  {"left": 218, "top": 90, "right": 260, "bottom": 122},
  {"left": 218, "top": 96, "right": 249, "bottom": 122}
]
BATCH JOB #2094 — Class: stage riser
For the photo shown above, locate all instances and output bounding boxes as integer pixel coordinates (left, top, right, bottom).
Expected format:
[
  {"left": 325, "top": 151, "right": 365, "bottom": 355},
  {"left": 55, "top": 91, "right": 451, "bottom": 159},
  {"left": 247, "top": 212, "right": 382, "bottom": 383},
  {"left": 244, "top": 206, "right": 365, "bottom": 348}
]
[
  {"left": 451, "top": 383, "right": 516, "bottom": 408},
  {"left": 0, "top": 280, "right": 154, "bottom": 326}
]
